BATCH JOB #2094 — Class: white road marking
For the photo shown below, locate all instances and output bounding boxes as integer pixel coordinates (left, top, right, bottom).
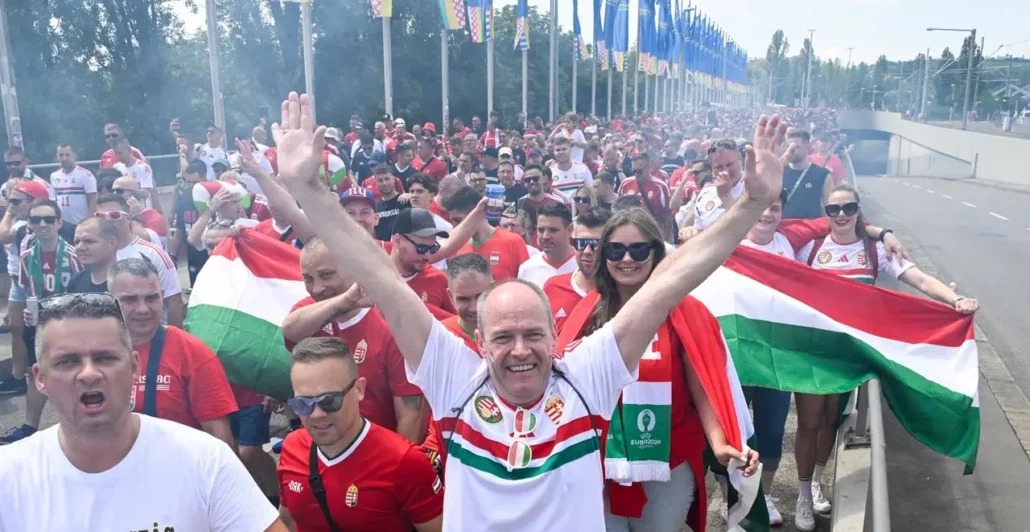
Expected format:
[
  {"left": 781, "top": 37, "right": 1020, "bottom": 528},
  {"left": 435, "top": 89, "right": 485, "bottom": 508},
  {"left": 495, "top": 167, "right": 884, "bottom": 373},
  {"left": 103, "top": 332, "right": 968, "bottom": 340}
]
[
  {"left": 901, "top": 182, "right": 910, "bottom": 186},
  {"left": 941, "top": 194, "right": 954, "bottom": 199},
  {"left": 962, "top": 201, "right": 977, "bottom": 208},
  {"left": 926, "top": 189, "right": 936, "bottom": 194},
  {"left": 990, "top": 212, "right": 1009, "bottom": 221},
  {"left": 912, "top": 184, "right": 922, "bottom": 189}
]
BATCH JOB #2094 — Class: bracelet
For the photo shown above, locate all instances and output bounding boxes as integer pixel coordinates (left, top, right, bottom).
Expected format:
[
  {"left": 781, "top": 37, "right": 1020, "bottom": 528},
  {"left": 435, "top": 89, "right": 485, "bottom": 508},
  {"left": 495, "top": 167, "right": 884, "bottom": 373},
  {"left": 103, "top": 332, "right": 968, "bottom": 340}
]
[{"left": 878, "top": 229, "right": 894, "bottom": 243}]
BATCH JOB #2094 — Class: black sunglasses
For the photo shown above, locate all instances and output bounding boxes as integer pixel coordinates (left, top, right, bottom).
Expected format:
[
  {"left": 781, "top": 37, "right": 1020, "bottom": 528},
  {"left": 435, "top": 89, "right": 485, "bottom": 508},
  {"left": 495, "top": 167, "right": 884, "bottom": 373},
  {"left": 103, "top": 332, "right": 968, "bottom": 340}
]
[
  {"left": 401, "top": 233, "right": 441, "bottom": 255},
  {"left": 104, "top": 133, "right": 121, "bottom": 139},
  {"left": 572, "top": 238, "right": 599, "bottom": 252},
  {"left": 824, "top": 202, "right": 859, "bottom": 217},
  {"left": 603, "top": 241, "right": 655, "bottom": 262},
  {"left": 29, "top": 215, "right": 58, "bottom": 225},
  {"left": 4, "top": 160, "right": 23, "bottom": 166},
  {"left": 574, "top": 196, "right": 591, "bottom": 204},
  {"left": 523, "top": 176, "right": 540, "bottom": 184},
  {"left": 287, "top": 378, "right": 359, "bottom": 416},
  {"left": 112, "top": 187, "right": 138, "bottom": 197},
  {"left": 8, "top": 198, "right": 25, "bottom": 206}
]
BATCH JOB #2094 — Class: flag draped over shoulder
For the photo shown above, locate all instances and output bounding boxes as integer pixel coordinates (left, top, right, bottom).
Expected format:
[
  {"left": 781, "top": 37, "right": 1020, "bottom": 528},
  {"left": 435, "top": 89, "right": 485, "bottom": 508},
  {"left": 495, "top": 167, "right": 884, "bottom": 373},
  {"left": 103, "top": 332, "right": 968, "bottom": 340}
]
[
  {"left": 185, "top": 230, "right": 307, "bottom": 401},
  {"left": 692, "top": 246, "right": 981, "bottom": 472}
]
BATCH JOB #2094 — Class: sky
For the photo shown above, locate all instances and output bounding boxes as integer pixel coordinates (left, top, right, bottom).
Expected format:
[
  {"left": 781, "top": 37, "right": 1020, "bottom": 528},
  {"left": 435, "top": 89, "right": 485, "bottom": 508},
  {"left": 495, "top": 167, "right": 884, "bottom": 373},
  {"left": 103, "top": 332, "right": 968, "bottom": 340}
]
[{"left": 180, "top": 1, "right": 1030, "bottom": 65}]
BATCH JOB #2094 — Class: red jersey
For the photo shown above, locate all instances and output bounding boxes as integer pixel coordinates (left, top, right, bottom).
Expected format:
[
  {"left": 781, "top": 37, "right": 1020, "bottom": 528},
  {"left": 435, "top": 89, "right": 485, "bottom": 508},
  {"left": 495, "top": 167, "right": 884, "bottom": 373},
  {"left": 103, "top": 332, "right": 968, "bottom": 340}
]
[
  {"left": 99, "top": 146, "right": 146, "bottom": 168},
  {"left": 668, "top": 168, "right": 698, "bottom": 203},
  {"left": 249, "top": 193, "right": 273, "bottom": 222},
  {"left": 343, "top": 131, "right": 360, "bottom": 147},
  {"left": 451, "top": 127, "right": 472, "bottom": 140},
  {"left": 285, "top": 300, "right": 422, "bottom": 432},
  {"left": 455, "top": 228, "right": 530, "bottom": 282},
  {"left": 360, "top": 176, "right": 406, "bottom": 201},
  {"left": 136, "top": 209, "right": 168, "bottom": 238},
  {"left": 618, "top": 176, "right": 672, "bottom": 221},
  {"left": 542, "top": 272, "right": 589, "bottom": 334},
  {"left": 478, "top": 129, "right": 503, "bottom": 148},
  {"left": 405, "top": 266, "right": 455, "bottom": 314},
  {"left": 279, "top": 421, "right": 444, "bottom": 532},
  {"left": 131, "top": 326, "right": 239, "bottom": 429},
  {"left": 428, "top": 200, "right": 451, "bottom": 223},
  {"left": 413, "top": 156, "right": 448, "bottom": 182},
  {"left": 18, "top": 245, "right": 83, "bottom": 298},
  {"left": 422, "top": 316, "right": 480, "bottom": 469},
  {"left": 253, "top": 218, "right": 296, "bottom": 243}
]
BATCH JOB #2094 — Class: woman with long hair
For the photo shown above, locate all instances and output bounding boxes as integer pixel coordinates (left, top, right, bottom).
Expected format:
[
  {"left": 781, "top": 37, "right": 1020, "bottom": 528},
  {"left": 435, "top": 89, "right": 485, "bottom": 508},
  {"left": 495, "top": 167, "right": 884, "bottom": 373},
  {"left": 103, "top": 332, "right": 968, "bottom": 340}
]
[
  {"left": 561, "top": 207, "right": 758, "bottom": 532},
  {"left": 790, "top": 184, "right": 978, "bottom": 531},
  {"left": 572, "top": 184, "right": 597, "bottom": 217}
]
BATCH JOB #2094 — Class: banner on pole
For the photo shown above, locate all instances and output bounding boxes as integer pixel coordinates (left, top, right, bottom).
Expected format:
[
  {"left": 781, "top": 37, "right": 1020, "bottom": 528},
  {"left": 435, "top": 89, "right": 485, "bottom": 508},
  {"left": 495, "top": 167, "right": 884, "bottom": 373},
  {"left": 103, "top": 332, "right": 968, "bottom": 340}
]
[
  {"left": 514, "top": 0, "right": 529, "bottom": 49},
  {"left": 438, "top": 0, "right": 466, "bottom": 30},
  {"left": 370, "top": 0, "right": 392, "bottom": 18}
]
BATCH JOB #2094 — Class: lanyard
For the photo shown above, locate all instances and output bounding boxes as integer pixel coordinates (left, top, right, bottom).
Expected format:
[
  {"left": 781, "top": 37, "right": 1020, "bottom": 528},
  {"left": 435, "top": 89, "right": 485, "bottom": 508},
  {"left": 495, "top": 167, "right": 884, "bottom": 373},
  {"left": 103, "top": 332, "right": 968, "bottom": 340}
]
[
  {"left": 457, "top": 318, "right": 476, "bottom": 343},
  {"left": 784, "top": 164, "right": 813, "bottom": 205},
  {"left": 29, "top": 239, "right": 67, "bottom": 297}
]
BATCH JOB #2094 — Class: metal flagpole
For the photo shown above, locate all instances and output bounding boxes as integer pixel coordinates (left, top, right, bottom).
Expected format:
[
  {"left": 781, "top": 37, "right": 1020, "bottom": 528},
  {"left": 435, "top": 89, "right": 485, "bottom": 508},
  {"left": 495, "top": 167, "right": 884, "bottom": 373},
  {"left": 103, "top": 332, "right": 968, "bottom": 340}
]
[
  {"left": 487, "top": 37, "right": 495, "bottom": 115},
  {"left": 205, "top": 0, "right": 226, "bottom": 132},
  {"left": 644, "top": 72, "right": 650, "bottom": 112},
  {"left": 591, "top": 47, "right": 597, "bottom": 117},
  {"left": 633, "top": 51, "right": 639, "bottom": 116},
  {"left": 442, "top": 33, "right": 449, "bottom": 134},
  {"left": 0, "top": 0, "right": 22, "bottom": 147},
  {"left": 607, "top": 67, "right": 613, "bottom": 119},
  {"left": 522, "top": 49, "right": 528, "bottom": 121},
  {"left": 653, "top": 73, "right": 659, "bottom": 112},
  {"left": 549, "top": 0, "right": 557, "bottom": 120},
  {"left": 382, "top": 16, "right": 393, "bottom": 116},
  {"left": 572, "top": 43, "right": 578, "bottom": 113}
]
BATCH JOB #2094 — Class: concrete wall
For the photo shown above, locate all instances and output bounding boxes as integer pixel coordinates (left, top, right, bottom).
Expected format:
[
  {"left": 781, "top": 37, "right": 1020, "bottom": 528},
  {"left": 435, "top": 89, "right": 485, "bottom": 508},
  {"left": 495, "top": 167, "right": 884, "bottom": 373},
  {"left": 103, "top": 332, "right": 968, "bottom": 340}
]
[{"left": 838, "top": 110, "right": 1030, "bottom": 185}]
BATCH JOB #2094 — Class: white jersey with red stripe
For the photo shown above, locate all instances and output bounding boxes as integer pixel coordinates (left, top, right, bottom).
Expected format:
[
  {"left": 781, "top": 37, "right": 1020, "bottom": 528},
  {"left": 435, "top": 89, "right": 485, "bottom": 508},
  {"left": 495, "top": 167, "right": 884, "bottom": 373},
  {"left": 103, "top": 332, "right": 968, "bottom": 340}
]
[
  {"left": 796, "top": 237, "right": 914, "bottom": 284},
  {"left": 50, "top": 166, "right": 97, "bottom": 224},
  {"left": 548, "top": 161, "right": 593, "bottom": 197},
  {"left": 741, "top": 233, "right": 797, "bottom": 260},
  {"left": 116, "top": 237, "right": 182, "bottom": 298},
  {"left": 407, "top": 320, "right": 633, "bottom": 532}
]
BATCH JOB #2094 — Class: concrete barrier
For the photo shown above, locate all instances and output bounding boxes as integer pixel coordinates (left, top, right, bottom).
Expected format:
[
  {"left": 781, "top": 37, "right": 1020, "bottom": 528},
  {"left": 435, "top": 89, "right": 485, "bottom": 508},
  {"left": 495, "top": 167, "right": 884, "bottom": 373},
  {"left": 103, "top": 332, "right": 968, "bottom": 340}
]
[{"left": 837, "top": 110, "right": 1030, "bottom": 186}]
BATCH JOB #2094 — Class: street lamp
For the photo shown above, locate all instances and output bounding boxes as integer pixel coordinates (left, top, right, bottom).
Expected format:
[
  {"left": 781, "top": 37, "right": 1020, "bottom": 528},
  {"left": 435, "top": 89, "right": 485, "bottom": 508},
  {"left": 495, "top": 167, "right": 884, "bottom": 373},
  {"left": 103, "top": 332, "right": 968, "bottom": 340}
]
[{"left": 927, "top": 27, "right": 976, "bottom": 130}]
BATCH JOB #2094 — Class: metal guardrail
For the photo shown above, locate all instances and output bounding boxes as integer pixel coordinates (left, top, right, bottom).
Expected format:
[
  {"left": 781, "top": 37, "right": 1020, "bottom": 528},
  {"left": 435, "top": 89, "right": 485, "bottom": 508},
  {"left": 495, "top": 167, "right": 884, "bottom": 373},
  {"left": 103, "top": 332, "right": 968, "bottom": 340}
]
[
  {"left": 840, "top": 380, "right": 891, "bottom": 532},
  {"left": 28, "top": 153, "right": 182, "bottom": 188}
]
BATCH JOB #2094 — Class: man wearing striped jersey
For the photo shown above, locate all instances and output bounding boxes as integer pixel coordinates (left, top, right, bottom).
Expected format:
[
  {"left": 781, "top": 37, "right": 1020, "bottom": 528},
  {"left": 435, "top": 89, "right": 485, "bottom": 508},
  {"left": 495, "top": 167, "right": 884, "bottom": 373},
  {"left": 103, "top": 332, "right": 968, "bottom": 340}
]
[
  {"left": 547, "top": 137, "right": 593, "bottom": 198},
  {"left": 273, "top": 94, "right": 780, "bottom": 532},
  {"left": 50, "top": 145, "right": 97, "bottom": 224}
]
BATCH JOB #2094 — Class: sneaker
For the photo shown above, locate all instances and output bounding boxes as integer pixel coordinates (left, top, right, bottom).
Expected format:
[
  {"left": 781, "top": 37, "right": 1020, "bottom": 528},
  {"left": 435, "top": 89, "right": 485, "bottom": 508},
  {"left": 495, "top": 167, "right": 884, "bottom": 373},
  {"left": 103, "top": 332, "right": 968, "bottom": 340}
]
[
  {"left": 0, "top": 424, "right": 36, "bottom": 444},
  {"left": 766, "top": 495, "right": 783, "bottom": 526},
  {"left": 795, "top": 495, "right": 816, "bottom": 531},
  {"left": 812, "top": 482, "right": 832, "bottom": 514},
  {"left": 0, "top": 376, "right": 27, "bottom": 397}
]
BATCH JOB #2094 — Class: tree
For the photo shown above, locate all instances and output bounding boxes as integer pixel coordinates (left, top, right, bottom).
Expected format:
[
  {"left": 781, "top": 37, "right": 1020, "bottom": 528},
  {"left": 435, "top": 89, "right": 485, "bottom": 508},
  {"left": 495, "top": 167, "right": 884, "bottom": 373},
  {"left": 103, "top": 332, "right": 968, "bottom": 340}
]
[{"left": 765, "top": 30, "right": 789, "bottom": 103}]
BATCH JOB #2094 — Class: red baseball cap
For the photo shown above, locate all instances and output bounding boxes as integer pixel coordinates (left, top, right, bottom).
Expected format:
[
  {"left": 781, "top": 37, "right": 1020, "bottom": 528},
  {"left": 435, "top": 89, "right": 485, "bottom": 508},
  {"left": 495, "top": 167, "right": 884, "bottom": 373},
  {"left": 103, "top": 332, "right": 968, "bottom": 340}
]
[
  {"left": 422, "top": 122, "right": 437, "bottom": 134},
  {"left": 12, "top": 180, "right": 50, "bottom": 201}
]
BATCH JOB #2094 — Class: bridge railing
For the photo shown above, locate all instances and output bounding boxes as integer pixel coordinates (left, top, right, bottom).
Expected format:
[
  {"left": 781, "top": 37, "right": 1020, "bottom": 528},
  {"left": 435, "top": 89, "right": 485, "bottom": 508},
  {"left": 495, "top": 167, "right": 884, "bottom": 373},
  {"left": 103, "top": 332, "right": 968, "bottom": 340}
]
[{"left": 28, "top": 153, "right": 183, "bottom": 188}]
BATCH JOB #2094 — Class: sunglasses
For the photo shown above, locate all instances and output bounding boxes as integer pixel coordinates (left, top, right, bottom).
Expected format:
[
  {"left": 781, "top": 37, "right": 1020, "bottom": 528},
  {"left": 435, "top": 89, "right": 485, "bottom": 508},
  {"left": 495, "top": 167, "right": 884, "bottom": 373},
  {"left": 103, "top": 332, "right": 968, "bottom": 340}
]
[
  {"left": 402, "top": 234, "right": 441, "bottom": 255},
  {"left": 824, "top": 202, "right": 859, "bottom": 217},
  {"left": 572, "top": 238, "right": 599, "bottom": 252},
  {"left": 29, "top": 215, "right": 58, "bottom": 225},
  {"left": 603, "top": 241, "right": 655, "bottom": 262},
  {"left": 506, "top": 407, "right": 538, "bottom": 472},
  {"left": 112, "top": 188, "right": 139, "bottom": 198},
  {"left": 522, "top": 177, "right": 540, "bottom": 184},
  {"left": 104, "top": 133, "right": 121, "bottom": 139},
  {"left": 4, "top": 160, "right": 23, "bottom": 166},
  {"left": 286, "top": 378, "right": 359, "bottom": 416},
  {"left": 8, "top": 198, "right": 25, "bottom": 206},
  {"left": 97, "top": 210, "right": 129, "bottom": 221},
  {"left": 574, "top": 197, "right": 591, "bottom": 205}
]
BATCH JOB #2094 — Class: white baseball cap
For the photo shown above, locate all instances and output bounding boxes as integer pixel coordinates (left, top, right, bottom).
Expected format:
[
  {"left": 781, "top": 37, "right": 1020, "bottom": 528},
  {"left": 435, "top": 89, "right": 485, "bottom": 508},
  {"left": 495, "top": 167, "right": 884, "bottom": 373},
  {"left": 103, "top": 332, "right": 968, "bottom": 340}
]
[
  {"left": 498, "top": 147, "right": 514, "bottom": 158},
  {"left": 394, "top": 118, "right": 406, "bottom": 126}
]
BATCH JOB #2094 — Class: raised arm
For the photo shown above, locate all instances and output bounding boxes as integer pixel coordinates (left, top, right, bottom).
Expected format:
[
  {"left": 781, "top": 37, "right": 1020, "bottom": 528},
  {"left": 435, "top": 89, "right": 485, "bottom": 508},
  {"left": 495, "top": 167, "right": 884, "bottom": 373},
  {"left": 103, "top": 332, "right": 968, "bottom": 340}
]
[
  {"left": 236, "top": 139, "right": 317, "bottom": 244},
  {"left": 611, "top": 115, "right": 791, "bottom": 369},
  {"left": 274, "top": 93, "right": 434, "bottom": 371}
]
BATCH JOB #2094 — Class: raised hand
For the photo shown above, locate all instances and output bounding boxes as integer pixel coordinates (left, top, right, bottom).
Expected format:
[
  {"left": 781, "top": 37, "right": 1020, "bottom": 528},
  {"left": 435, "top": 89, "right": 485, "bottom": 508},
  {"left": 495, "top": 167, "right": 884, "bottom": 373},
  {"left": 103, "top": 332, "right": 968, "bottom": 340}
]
[
  {"left": 234, "top": 138, "right": 263, "bottom": 177},
  {"left": 742, "top": 114, "right": 790, "bottom": 205},
  {"left": 271, "top": 92, "right": 327, "bottom": 191}
]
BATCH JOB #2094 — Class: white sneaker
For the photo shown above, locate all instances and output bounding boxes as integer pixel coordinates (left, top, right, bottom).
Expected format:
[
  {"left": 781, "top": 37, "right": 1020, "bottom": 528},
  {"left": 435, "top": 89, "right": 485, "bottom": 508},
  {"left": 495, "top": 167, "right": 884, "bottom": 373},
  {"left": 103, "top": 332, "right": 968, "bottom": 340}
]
[
  {"left": 812, "top": 482, "right": 832, "bottom": 514},
  {"left": 795, "top": 495, "right": 816, "bottom": 531},
  {"left": 765, "top": 495, "right": 783, "bottom": 526}
]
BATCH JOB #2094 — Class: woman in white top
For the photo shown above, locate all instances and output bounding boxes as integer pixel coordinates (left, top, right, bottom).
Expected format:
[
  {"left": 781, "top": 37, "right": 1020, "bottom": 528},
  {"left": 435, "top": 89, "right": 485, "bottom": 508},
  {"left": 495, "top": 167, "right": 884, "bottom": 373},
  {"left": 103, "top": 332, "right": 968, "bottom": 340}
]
[{"left": 790, "top": 185, "right": 978, "bottom": 531}]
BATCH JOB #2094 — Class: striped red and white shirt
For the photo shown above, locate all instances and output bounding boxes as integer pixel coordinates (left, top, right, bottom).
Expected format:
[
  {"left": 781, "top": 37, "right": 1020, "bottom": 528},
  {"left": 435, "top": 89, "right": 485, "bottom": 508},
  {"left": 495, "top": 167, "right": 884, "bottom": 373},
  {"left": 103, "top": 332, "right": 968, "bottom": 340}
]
[{"left": 116, "top": 237, "right": 182, "bottom": 298}]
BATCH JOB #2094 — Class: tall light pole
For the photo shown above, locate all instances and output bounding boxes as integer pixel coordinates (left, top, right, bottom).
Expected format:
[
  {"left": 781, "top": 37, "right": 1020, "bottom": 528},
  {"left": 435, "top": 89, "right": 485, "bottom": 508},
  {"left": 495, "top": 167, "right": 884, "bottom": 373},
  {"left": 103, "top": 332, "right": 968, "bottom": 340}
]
[
  {"left": 927, "top": 27, "right": 975, "bottom": 130},
  {"left": 920, "top": 49, "right": 931, "bottom": 118},
  {"left": 844, "top": 47, "right": 854, "bottom": 108},
  {"left": 205, "top": 0, "right": 226, "bottom": 132},
  {"left": 803, "top": 29, "right": 816, "bottom": 109},
  {"left": 0, "top": 0, "right": 23, "bottom": 147},
  {"left": 302, "top": 0, "right": 317, "bottom": 122}
]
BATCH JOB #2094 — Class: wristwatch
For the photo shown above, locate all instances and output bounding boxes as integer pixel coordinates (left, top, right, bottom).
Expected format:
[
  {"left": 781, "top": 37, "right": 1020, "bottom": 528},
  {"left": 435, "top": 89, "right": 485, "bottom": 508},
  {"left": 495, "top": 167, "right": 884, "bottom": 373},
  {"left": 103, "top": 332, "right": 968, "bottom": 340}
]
[{"left": 877, "top": 229, "right": 894, "bottom": 243}]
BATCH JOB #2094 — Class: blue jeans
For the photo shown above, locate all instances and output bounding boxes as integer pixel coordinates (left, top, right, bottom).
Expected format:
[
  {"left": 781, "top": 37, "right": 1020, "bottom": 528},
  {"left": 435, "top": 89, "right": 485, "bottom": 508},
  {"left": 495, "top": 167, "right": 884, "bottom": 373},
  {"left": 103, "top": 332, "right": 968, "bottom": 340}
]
[{"left": 743, "top": 386, "right": 791, "bottom": 472}]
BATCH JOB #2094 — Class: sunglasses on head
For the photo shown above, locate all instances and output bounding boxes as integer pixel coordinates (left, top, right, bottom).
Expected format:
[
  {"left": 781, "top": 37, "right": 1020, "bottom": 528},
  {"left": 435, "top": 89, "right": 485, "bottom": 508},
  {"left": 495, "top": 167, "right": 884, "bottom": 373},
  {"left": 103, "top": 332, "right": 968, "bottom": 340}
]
[
  {"left": 603, "top": 241, "right": 655, "bottom": 262},
  {"left": 402, "top": 234, "right": 441, "bottom": 255},
  {"left": 286, "top": 378, "right": 358, "bottom": 416},
  {"left": 824, "top": 202, "right": 859, "bottom": 217},
  {"left": 29, "top": 215, "right": 58, "bottom": 225},
  {"left": 97, "top": 210, "right": 129, "bottom": 221},
  {"left": 572, "top": 238, "right": 599, "bottom": 252}
]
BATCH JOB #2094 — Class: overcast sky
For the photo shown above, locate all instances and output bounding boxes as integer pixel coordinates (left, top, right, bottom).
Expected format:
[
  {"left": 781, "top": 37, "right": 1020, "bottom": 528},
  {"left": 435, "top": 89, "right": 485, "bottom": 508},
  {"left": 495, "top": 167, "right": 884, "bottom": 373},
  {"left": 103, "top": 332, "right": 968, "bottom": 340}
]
[{"left": 180, "top": 1, "right": 1030, "bottom": 65}]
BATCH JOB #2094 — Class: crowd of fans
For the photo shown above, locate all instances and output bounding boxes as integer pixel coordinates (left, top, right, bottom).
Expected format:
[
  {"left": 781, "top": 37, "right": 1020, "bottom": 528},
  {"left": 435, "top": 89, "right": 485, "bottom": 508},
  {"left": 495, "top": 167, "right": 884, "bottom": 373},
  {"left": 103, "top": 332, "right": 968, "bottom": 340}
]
[{"left": 0, "top": 98, "right": 978, "bottom": 532}]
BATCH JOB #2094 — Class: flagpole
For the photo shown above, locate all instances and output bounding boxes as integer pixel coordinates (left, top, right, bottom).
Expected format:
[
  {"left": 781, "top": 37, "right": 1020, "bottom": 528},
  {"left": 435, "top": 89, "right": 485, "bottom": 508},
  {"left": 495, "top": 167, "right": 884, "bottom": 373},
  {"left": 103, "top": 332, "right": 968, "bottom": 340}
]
[
  {"left": 644, "top": 72, "right": 650, "bottom": 112},
  {"left": 522, "top": 49, "right": 528, "bottom": 121},
  {"left": 607, "top": 67, "right": 613, "bottom": 120},
  {"left": 549, "top": 0, "right": 557, "bottom": 121},
  {"left": 572, "top": 43, "right": 578, "bottom": 113},
  {"left": 442, "top": 33, "right": 449, "bottom": 134},
  {"left": 487, "top": 37, "right": 494, "bottom": 115},
  {"left": 633, "top": 50, "right": 639, "bottom": 117},
  {"left": 205, "top": 0, "right": 225, "bottom": 133},
  {"left": 591, "top": 47, "right": 597, "bottom": 117},
  {"left": 382, "top": 16, "right": 393, "bottom": 116}
]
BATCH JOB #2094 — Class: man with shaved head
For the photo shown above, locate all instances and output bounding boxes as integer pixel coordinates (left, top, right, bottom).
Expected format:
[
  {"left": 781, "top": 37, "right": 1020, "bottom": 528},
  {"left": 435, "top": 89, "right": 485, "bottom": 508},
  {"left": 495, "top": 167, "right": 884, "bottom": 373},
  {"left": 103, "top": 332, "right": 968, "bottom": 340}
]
[{"left": 271, "top": 92, "right": 786, "bottom": 531}]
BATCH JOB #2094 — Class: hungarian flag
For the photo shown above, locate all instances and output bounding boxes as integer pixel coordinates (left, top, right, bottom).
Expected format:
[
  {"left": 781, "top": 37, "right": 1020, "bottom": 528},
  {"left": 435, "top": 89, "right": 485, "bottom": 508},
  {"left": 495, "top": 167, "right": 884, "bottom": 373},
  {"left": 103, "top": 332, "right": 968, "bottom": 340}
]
[
  {"left": 185, "top": 230, "right": 307, "bottom": 400},
  {"left": 692, "top": 246, "right": 980, "bottom": 472},
  {"left": 192, "top": 180, "right": 252, "bottom": 213}
]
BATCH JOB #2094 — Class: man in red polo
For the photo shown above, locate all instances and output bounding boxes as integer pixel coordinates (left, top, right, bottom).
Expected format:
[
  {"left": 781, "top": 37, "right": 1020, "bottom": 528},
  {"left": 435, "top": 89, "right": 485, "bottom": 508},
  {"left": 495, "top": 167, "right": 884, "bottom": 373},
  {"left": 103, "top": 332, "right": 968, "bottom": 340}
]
[{"left": 389, "top": 208, "right": 455, "bottom": 314}]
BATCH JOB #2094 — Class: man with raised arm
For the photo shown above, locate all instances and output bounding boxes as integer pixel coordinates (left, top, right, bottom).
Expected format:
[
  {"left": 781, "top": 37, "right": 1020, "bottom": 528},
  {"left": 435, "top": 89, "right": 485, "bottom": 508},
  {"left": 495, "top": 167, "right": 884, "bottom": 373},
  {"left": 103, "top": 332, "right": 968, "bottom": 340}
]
[{"left": 271, "top": 92, "right": 782, "bottom": 532}]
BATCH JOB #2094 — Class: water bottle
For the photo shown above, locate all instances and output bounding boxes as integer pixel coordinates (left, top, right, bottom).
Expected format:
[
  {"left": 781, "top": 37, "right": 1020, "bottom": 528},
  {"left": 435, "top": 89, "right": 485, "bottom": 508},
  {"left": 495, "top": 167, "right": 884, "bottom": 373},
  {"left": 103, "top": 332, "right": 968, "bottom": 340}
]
[{"left": 485, "top": 184, "right": 504, "bottom": 224}]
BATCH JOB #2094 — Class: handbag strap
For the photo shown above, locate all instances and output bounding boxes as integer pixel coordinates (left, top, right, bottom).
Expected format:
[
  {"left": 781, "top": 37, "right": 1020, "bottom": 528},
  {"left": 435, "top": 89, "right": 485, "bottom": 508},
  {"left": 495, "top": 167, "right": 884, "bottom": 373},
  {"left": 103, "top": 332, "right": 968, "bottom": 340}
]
[
  {"left": 308, "top": 443, "right": 342, "bottom": 532},
  {"left": 142, "top": 325, "right": 166, "bottom": 417},
  {"left": 784, "top": 164, "right": 813, "bottom": 205}
]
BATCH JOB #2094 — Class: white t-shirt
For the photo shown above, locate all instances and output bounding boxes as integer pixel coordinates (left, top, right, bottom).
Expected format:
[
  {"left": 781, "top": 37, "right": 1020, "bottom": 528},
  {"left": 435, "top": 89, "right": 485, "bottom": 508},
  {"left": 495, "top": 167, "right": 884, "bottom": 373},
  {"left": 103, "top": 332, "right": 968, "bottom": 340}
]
[
  {"left": 0, "top": 415, "right": 279, "bottom": 532},
  {"left": 552, "top": 128, "right": 588, "bottom": 162},
  {"left": 741, "top": 232, "right": 797, "bottom": 259},
  {"left": 548, "top": 161, "right": 593, "bottom": 197},
  {"left": 50, "top": 166, "right": 98, "bottom": 224},
  {"left": 431, "top": 214, "right": 454, "bottom": 271},
  {"left": 350, "top": 138, "right": 385, "bottom": 158},
  {"left": 796, "top": 238, "right": 914, "bottom": 284},
  {"left": 517, "top": 252, "right": 578, "bottom": 289},
  {"left": 5, "top": 220, "right": 27, "bottom": 277},
  {"left": 408, "top": 320, "right": 634, "bottom": 532},
  {"left": 117, "top": 237, "right": 182, "bottom": 298},
  {"left": 194, "top": 143, "right": 228, "bottom": 182},
  {"left": 112, "top": 160, "right": 155, "bottom": 209},
  {"left": 693, "top": 179, "right": 746, "bottom": 230}
]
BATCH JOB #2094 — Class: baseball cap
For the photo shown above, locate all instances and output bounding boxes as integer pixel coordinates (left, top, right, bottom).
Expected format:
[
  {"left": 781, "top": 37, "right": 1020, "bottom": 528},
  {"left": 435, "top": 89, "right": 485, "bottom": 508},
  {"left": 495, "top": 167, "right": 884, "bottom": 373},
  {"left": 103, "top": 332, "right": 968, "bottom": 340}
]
[
  {"left": 498, "top": 147, "right": 513, "bottom": 158},
  {"left": 422, "top": 122, "right": 437, "bottom": 134},
  {"left": 339, "top": 186, "right": 375, "bottom": 207},
  {"left": 369, "top": 151, "right": 390, "bottom": 166},
  {"left": 392, "top": 208, "right": 449, "bottom": 239},
  {"left": 394, "top": 118, "right": 406, "bottom": 126},
  {"left": 482, "top": 147, "right": 499, "bottom": 159},
  {"left": 380, "top": 113, "right": 393, "bottom": 123},
  {"left": 12, "top": 180, "right": 50, "bottom": 201},
  {"left": 529, "top": 148, "right": 543, "bottom": 157}
]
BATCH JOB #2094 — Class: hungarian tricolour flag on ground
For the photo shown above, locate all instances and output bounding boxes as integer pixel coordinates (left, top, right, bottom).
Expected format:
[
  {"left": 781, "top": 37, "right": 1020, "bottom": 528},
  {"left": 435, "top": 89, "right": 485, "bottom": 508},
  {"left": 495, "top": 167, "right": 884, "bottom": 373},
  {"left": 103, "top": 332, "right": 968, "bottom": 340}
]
[
  {"left": 693, "top": 246, "right": 980, "bottom": 472},
  {"left": 185, "top": 230, "right": 306, "bottom": 400}
]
